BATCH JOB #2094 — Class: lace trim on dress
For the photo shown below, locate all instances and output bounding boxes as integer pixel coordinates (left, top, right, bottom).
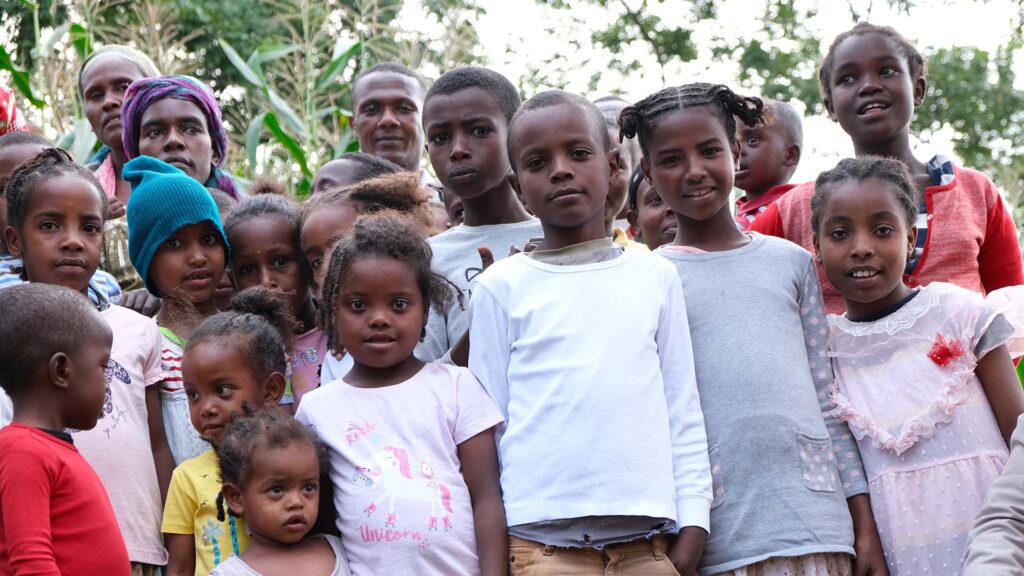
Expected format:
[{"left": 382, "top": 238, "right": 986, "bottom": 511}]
[
  {"left": 828, "top": 362, "right": 975, "bottom": 456},
  {"left": 830, "top": 287, "right": 941, "bottom": 337}
]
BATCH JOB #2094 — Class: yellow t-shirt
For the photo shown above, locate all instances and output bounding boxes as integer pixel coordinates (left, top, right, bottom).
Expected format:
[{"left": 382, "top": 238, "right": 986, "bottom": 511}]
[
  {"left": 162, "top": 449, "right": 251, "bottom": 575},
  {"left": 612, "top": 227, "right": 650, "bottom": 252}
]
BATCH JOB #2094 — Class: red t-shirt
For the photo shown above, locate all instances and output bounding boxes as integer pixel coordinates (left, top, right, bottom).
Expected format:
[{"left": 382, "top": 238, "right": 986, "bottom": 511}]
[{"left": 0, "top": 423, "right": 130, "bottom": 576}]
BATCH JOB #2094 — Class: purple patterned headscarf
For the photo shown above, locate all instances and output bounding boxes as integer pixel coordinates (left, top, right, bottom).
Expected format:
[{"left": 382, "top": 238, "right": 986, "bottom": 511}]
[{"left": 121, "top": 75, "right": 239, "bottom": 198}]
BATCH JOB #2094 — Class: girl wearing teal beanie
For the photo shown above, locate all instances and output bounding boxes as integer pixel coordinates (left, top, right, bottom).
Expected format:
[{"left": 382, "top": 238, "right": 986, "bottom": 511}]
[{"left": 124, "top": 155, "right": 230, "bottom": 465}]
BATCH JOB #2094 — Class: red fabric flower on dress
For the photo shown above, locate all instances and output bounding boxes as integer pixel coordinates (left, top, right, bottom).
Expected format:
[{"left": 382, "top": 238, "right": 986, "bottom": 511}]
[{"left": 928, "top": 333, "right": 966, "bottom": 367}]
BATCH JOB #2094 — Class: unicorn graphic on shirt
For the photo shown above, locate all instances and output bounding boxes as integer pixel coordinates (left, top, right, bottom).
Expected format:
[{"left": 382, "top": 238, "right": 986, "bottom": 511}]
[{"left": 354, "top": 445, "right": 454, "bottom": 531}]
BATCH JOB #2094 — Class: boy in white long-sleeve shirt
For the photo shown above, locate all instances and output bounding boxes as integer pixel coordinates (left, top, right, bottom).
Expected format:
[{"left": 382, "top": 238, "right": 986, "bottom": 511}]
[{"left": 468, "top": 90, "right": 712, "bottom": 576}]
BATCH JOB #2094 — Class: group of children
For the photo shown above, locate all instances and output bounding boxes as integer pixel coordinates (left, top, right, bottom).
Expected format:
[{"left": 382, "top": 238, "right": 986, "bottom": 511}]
[{"left": 2, "top": 20, "right": 1024, "bottom": 576}]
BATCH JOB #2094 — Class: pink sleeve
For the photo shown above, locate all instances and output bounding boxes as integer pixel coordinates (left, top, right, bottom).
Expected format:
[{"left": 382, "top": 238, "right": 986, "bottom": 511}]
[
  {"left": 0, "top": 440, "right": 62, "bottom": 575},
  {"left": 452, "top": 367, "right": 504, "bottom": 446},
  {"left": 140, "top": 317, "right": 168, "bottom": 387}
]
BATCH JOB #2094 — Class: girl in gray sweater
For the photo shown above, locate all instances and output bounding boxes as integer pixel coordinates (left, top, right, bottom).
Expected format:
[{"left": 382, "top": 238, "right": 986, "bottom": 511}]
[{"left": 619, "top": 84, "right": 888, "bottom": 576}]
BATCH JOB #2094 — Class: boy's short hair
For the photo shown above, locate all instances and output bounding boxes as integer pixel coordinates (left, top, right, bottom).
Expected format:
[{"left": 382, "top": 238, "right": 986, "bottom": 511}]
[
  {"left": 426, "top": 67, "right": 522, "bottom": 123},
  {"left": 0, "top": 131, "right": 52, "bottom": 149},
  {"left": 0, "top": 283, "right": 99, "bottom": 398},
  {"left": 508, "top": 90, "right": 609, "bottom": 167},
  {"left": 761, "top": 99, "right": 804, "bottom": 147},
  {"left": 352, "top": 63, "right": 427, "bottom": 102}
]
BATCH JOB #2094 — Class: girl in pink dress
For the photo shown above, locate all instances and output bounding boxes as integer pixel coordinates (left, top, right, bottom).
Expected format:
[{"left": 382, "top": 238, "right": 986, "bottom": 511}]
[{"left": 812, "top": 156, "right": 1024, "bottom": 575}]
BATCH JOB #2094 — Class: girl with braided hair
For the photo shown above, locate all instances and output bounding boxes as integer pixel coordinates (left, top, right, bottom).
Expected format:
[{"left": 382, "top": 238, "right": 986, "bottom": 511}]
[
  {"left": 813, "top": 157, "right": 1024, "bottom": 575},
  {"left": 619, "top": 83, "right": 888, "bottom": 576}
]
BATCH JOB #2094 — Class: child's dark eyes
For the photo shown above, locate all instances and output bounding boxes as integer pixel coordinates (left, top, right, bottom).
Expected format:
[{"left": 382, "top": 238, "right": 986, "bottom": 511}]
[
  {"left": 202, "top": 234, "right": 220, "bottom": 245},
  {"left": 470, "top": 127, "right": 491, "bottom": 138},
  {"left": 428, "top": 133, "right": 449, "bottom": 145},
  {"left": 874, "top": 225, "right": 895, "bottom": 237},
  {"left": 702, "top": 147, "right": 722, "bottom": 158},
  {"left": 828, "top": 228, "right": 850, "bottom": 240},
  {"left": 84, "top": 223, "right": 102, "bottom": 234},
  {"left": 879, "top": 66, "right": 897, "bottom": 76},
  {"left": 216, "top": 385, "right": 232, "bottom": 396},
  {"left": 269, "top": 485, "right": 284, "bottom": 495},
  {"left": 38, "top": 221, "right": 59, "bottom": 231},
  {"left": 348, "top": 299, "right": 365, "bottom": 311},
  {"left": 569, "top": 148, "right": 592, "bottom": 160},
  {"left": 273, "top": 256, "right": 290, "bottom": 267},
  {"left": 303, "top": 482, "right": 317, "bottom": 493},
  {"left": 645, "top": 194, "right": 662, "bottom": 207},
  {"left": 309, "top": 257, "right": 321, "bottom": 270},
  {"left": 393, "top": 298, "right": 410, "bottom": 311},
  {"left": 524, "top": 156, "right": 547, "bottom": 170},
  {"left": 144, "top": 128, "right": 163, "bottom": 138},
  {"left": 185, "top": 389, "right": 199, "bottom": 401},
  {"left": 238, "top": 264, "right": 256, "bottom": 276},
  {"left": 837, "top": 74, "right": 856, "bottom": 86},
  {"left": 745, "top": 135, "right": 760, "bottom": 146},
  {"left": 164, "top": 238, "right": 182, "bottom": 249},
  {"left": 399, "top": 104, "right": 417, "bottom": 114},
  {"left": 658, "top": 155, "right": 680, "bottom": 166}
]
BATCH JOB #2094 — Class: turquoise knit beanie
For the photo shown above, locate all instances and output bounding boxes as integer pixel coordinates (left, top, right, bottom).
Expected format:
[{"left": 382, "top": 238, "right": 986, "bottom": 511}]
[{"left": 124, "top": 156, "right": 229, "bottom": 296}]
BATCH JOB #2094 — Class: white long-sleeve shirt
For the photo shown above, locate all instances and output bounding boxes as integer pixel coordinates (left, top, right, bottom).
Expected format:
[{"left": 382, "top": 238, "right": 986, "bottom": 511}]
[{"left": 468, "top": 249, "right": 712, "bottom": 533}]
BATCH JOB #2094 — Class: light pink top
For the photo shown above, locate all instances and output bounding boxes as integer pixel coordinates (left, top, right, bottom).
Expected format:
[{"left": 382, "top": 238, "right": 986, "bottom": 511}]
[
  {"left": 827, "top": 282, "right": 1024, "bottom": 575},
  {"left": 72, "top": 306, "right": 168, "bottom": 565},
  {"left": 288, "top": 327, "right": 328, "bottom": 406},
  {"left": 296, "top": 362, "right": 503, "bottom": 575}
]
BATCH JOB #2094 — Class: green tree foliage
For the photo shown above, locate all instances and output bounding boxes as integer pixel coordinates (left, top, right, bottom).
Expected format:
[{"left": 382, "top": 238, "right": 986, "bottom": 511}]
[{"left": 545, "top": 0, "right": 1024, "bottom": 215}]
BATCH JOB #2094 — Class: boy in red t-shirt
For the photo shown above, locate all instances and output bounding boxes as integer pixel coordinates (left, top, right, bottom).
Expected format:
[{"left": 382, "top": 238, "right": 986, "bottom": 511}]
[
  {"left": 733, "top": 99, "right": 802, "bottom": 230},
  {"left": 0, "top": 283, "right": 130, "bottom": 576}
]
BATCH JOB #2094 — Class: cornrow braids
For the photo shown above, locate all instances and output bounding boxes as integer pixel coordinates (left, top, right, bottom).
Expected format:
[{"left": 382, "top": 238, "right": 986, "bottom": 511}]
[
  {"left": 187, "top": 287, "right": 297, "bottom": 384},
  {"left": 810, "top": 156, "right": 919, "bottom": 235},
  {"left": 215, "top": 407, "right": 326, "bottom": 520},
  {"left": 818, "top": 22, "right": 926, "bottom": 107},
  {"left": 317, "top": 213, "right": 460, "bottom": 353},
  {"left": 618, "top": 83, "right": 765, "bottom": 160},
  {"left": 5, "top": 147, "right": 107, "bottom": 228}
]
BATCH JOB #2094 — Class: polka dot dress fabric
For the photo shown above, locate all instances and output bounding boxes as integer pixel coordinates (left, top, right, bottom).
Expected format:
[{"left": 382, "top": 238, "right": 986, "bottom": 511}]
[{"left": 827, "top": 283, "right": 1015, "bottom": 575}]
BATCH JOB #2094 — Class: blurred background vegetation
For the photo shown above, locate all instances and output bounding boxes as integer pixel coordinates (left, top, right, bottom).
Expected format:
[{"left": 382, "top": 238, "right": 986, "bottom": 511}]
[{"left": 1, "top": 0, "right": 1022, "bottom": 219}]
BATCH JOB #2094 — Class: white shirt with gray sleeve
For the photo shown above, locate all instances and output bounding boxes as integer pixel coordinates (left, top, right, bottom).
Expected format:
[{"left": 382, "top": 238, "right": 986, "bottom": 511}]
[{"left": 416, "top": 219, "right": 543, "bottom": 362}]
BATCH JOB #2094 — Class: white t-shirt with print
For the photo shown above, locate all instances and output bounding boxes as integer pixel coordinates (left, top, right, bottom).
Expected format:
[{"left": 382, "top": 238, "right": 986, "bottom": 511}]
[{"left": 296, "top": 362, "right": 503, "bottom": 575}]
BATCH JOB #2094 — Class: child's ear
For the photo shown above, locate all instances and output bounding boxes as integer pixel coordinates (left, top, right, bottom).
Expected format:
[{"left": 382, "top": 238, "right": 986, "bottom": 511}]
[
  {"left": 812, "top": 233, "right": 822, "bottom": 263},
  {"left": 607, "top": 147, "right": 622, "bottom": 181},
  {"left": 640, "top": 157, "right": 651, "bottom": 184},
  {"left": 906, "top": 222, "right": 918, "bottom": 258},
  {"left": 626, "top": 209, "right": 639, "bottom": 231},
  {"left": 913, "top": 76, "right": 927, "bottom": 107},
  {"left": 509, "top": 171, "right": 521, "bottom": 197},
  {"left": 49, "top": 352, "right": 71, "bottom": 390},
  {"left": 4, "top": 226, "right": 22, "bottom": 258},
  {"left": 784, "top": 143, "right": 802, "bottom": 167},
  {"left": 824, "top": 98, "right": 838, "bottom": 122},
  {"left": 261, "top": 372, "right": 286, "bottom": 407},
  {"left": 222, "top": 482, "right": 245, "bottom": 517}
]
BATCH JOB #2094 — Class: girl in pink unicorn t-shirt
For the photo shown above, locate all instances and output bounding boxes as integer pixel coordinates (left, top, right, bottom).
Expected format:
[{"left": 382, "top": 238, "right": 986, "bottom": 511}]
[{"left": 295, "top": 215, "right": 506, "bottom": 575}]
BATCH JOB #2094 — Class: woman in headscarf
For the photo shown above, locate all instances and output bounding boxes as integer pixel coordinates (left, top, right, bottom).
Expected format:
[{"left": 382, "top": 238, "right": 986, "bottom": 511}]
[
  {"left": 79, "top": 45, "right": 160, "bottom": 290},
  {"left": 121, "top": 75, "right": 241, "bottom": 199}
]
